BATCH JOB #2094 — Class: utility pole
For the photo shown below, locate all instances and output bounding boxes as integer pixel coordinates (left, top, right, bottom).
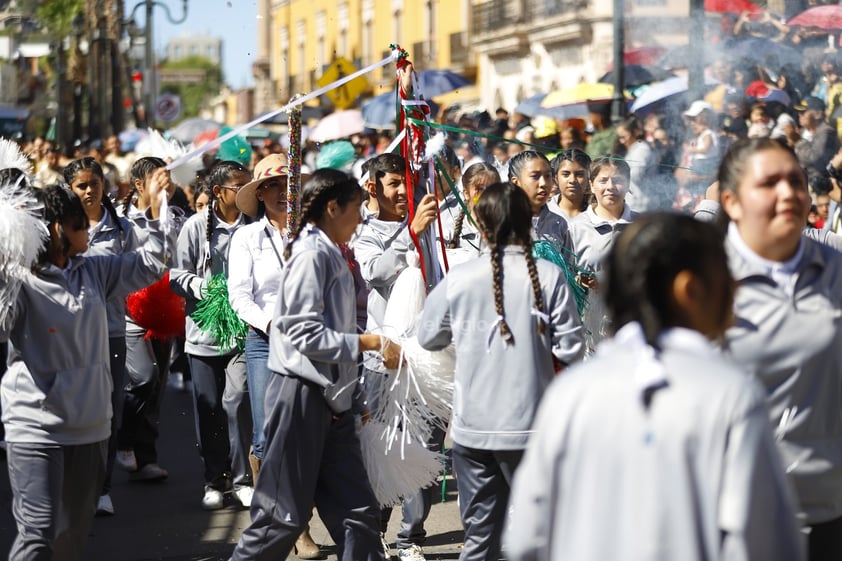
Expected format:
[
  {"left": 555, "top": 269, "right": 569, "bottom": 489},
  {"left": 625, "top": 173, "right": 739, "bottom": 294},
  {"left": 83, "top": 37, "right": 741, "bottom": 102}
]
[
  {"left": 611, "top": 0, "right": 625, "bottom": 125},
  {"left": 688, "top": 0, "right": 705, "bottom": 103}
]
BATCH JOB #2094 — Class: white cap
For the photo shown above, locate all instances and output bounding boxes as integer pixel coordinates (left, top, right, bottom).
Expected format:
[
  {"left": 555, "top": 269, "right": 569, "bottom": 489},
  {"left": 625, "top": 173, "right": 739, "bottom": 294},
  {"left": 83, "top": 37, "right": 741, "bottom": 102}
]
[{"left": 683, "top": 100, "right": 713, "bottom": 118}]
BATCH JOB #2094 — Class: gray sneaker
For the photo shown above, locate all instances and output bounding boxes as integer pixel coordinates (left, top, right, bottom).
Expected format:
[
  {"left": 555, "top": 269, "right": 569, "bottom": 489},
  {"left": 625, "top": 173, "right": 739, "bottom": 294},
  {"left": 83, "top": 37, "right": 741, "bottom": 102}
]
[{"left": 128, "top": 463, "right": 168, "bottom": 482}]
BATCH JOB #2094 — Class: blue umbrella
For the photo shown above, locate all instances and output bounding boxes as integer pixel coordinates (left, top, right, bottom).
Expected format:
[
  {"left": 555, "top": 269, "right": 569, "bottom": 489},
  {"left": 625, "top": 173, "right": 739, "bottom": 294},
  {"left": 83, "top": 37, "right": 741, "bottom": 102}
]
[
  {"left": 411, "top": 70, "right": 471, "bottom": 98},
  {"left": 362, "top": 91, "right": 439, "bottom": 130}
]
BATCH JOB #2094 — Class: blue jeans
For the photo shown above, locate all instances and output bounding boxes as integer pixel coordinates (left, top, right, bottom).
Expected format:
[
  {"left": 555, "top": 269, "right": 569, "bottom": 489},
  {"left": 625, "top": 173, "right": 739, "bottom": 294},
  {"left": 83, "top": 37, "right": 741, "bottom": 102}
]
[{"left": 245, "top": 329, "right": 272, "bottom": 460}]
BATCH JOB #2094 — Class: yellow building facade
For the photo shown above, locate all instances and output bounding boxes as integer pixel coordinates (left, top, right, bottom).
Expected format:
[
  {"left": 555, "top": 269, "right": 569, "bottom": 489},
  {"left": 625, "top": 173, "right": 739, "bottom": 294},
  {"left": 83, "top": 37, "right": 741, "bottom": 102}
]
[{"left": 267, "top": 0, "right": 473, "bottom": 106}]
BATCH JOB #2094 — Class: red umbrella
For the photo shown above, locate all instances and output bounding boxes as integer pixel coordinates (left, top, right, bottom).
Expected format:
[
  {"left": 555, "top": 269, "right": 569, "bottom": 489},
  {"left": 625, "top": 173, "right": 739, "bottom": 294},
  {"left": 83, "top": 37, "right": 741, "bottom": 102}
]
[
  {"left": 705, "top": 0, "right": 762, "bottom": 14},
  {"left": 788, "top": 5, "right": 842, "bottom": 30},
  {"left": 623, "top": 46, "right": 667, "bottom": 66}
]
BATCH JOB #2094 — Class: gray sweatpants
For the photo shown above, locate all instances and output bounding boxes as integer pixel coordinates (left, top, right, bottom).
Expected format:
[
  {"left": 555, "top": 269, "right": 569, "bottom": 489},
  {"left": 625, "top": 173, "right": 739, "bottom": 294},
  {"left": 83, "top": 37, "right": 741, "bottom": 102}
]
[
  {"left": 7, "top": 440, "right": 106, "bottom": 561},
  {"left": 452, "top": 444, "right": 523, "bottom": 561},
  {"left": 230, "top": 374, "right": 384, "bottom": 561}
]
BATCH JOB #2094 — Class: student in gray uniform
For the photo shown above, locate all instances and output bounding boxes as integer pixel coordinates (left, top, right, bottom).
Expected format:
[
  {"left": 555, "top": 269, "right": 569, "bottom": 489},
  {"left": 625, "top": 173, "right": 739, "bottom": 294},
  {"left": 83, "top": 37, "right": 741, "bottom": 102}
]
[
  {"left": 548, "top": 148, "right": 591, "bottom": 221},
  {"left": 229, "top": 169, "right": 400, "bottom": 561},
  {"left": 115, "top": 158, "right": 184, "bottom": 488},
  {"left": 504, "top": 213, "right": 804, "bottom": 561},
  {"left": 507, "top": 150, "right": 573, "bottom": 255},
  {"left": 446, "top": 162, "right": 499, "bottom": 261},
  {"left": 355, "top": 153, "right": 442, "bottom": 561},
  {"left": 170, "top": 160, "right": 254, "bottom": 510},
  {"left": 417, "top": 182, "right": 585, "bottom": 561},
  {"left": 434, "top": 145, "right": 463, "bottom": 247},
  {"left": 717, "top": 138, "right": 842, "bottom": 561},
  {"left": 569, "top": 157, "right": 640, "bottom": 353},
  {"left": 65, "top": 157, "right": 142, "bottom": 516},
  {"left": 0, "top": 182, "right": 168, "bottom": 561}
]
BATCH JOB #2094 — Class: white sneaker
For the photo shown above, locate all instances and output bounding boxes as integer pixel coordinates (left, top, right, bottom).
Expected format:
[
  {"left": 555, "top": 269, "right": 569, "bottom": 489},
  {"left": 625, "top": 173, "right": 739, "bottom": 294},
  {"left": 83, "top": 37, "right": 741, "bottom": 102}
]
[
  {"left": 95, "top": 493, "right": 115, "bottom": 516},
  {"left": 233, "top": 485, "right": 254, "bottom": 508},
  {"left": 396, "top": 544, "right": 426, "bottom": 561},
  {"left": 201, "top": 486, "right": 225, "bottom": 510},
  {"left": 129, "top": 463, "right": 168, "bottom": 482},
  {"left": 116, "top": 450, "right": 137, "bottom": 472}
]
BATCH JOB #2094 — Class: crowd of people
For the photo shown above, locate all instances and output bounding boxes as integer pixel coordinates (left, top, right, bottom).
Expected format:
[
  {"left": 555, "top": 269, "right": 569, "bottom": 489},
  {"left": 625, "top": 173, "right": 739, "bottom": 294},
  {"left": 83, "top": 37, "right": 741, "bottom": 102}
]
[{"left": 3, "top": 42, "right": 842, "bottom": 561}]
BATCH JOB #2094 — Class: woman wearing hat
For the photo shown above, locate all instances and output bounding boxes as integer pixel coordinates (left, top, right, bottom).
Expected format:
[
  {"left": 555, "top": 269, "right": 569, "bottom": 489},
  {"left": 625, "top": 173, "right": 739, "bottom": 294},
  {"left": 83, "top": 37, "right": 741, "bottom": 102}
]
[{"left": 227, "top": 153, "right": 320, "bottom": 558}]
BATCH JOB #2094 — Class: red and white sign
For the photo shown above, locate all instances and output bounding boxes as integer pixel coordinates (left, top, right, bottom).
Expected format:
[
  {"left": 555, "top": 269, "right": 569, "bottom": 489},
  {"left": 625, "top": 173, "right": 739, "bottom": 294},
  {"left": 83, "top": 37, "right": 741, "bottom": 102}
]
[{"left": 155, "top": 93, "right": 182, "bottom": 123}]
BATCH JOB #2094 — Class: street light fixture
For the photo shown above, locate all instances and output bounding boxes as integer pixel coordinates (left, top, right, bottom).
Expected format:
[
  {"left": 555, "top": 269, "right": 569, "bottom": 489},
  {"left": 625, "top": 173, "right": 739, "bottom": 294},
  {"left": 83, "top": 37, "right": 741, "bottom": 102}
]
[{"left": 125, "top": 0, "right": 188, "bottom": 128}]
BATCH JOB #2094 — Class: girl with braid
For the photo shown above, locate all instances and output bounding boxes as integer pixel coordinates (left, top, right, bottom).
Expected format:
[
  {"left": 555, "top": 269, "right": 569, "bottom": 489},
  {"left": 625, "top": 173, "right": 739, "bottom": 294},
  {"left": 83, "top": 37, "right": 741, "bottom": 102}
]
[
  {"left": 170, "top": 160, "right": 254, "bottom": 511},
  {"left": 230, "top": 168, "right": 401, "bottom": 561},
  {"left": 417, "top": 182, "right": 584, "bottom": 561},
  {"left": 114, "top": 158, "right": 182, "bottom": 490},
  {"left": 506, "top": 213, "right": 803, "bottom": 561},
  {"left": 507, "top": 150, "right": 575, "bottom": 256},
  {"left": 65, "top": 157, "right": 140, "bottom": 515},
  {"left": 1, "top": 182, "right": 168, "bottom": 561},
  {"left": 447, "top": 162, "right": 499, "bottom": 258}
]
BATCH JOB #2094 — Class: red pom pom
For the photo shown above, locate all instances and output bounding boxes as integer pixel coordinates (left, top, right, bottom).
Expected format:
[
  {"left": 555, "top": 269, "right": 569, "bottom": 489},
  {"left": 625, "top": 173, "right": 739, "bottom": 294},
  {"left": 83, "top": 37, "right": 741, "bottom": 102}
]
[{"left": 126, "top": 272, "right": 186, "bottom": 340}]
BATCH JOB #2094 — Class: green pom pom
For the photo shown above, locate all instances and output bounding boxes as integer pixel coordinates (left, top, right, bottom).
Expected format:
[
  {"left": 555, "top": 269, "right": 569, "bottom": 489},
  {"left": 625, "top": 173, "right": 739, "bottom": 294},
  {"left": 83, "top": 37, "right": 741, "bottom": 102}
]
[
  {"left": 190, "top": 274, "right": 248, "bottom": 352},
  {"left": 316, "top": 140, "right": 356, "bottom": 170},
  {"left": 532, "top": 240, "right": 589, "bottom": 317}
]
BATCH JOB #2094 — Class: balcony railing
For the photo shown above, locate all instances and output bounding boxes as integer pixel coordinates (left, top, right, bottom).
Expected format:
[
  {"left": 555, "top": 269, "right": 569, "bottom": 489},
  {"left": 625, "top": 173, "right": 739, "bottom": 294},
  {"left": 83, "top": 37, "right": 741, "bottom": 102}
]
[{"left": 472, "top": 0, "right": 587, "bottom": 35}]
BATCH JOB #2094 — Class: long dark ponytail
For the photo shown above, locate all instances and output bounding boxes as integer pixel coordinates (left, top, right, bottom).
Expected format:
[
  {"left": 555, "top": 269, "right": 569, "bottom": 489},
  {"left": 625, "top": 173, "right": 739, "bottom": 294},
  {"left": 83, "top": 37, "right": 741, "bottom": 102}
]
[{"left": 35, "top": 185, "right": 86, "bottom": 265}]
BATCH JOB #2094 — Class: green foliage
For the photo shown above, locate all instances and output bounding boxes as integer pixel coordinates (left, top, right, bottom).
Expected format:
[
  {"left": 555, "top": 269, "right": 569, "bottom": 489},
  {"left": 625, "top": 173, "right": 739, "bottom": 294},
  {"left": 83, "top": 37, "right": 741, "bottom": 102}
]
[
  {"left": 23, "top": 0, "right": 83, "bottom": 36},
  {"left": 159, "top": 55, "right": 224, "bottom": 120}
]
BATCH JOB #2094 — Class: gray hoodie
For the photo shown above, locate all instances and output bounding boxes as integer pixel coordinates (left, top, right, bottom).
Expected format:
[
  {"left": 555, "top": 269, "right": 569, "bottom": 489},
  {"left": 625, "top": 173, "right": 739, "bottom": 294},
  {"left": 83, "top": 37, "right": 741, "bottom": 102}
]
[
  {"left": 267, "top": 225, "right": 361, "bottom": 414},
  {"left": 505, "top": 327, "right": 803, "bottom": 561},
  {"left": 169, "top": 208, "right": 248, "bottom": 356},
  {"left": 82, "top": 206, "right": 138, "bottom": 337},
  {"left": 725, "top": 232, "right": 842, "bottom": 525},
  {"left": 0, "top": 218, "right": 166, "bottom": 445},
  {"left": 417, "top": 246, "right": 584, "bottom": 450}
]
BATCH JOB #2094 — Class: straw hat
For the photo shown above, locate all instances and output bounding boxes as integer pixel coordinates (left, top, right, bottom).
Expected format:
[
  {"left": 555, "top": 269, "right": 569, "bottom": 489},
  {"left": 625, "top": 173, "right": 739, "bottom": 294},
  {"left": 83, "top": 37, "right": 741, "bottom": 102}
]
[{"left": 236, "top": 154, "right": 310, "bottom": 217}]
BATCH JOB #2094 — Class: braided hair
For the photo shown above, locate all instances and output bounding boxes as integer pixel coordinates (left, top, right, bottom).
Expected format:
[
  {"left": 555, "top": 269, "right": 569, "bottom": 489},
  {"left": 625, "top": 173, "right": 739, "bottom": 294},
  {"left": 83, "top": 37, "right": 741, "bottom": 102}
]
[
  {"left": 125, "top": 156, "right": 167, "bottom": 215},
  {"left": 63, "top": 157, "right": 123, "bottom": 235},
  {"left": 507, "top": 149, "right": 551, "bottom": 183},
  {"left": 34, "top": 184, "right": 86, "bottom": 266},
  {"left": 605, "top": 213, "right": 732, "bottom": 352},
  {"left": 283, "top": 168, "right": 362, "bottom": 260},
  {"left": 203, "top": 160, "right": 250, "bottom": 270},
  {"left": 474, "top": 182, "right": 547, "bottom": 345},
  {"left": 449, "top": 162, "right": 499, "bottom": 249}
]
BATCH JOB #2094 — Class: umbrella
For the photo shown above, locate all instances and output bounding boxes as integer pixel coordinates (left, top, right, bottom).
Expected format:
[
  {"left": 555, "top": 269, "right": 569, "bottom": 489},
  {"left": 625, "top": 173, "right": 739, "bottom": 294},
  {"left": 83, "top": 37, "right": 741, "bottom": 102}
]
[
  {"left": 118, "top": 129, "right": 148, "bottom": 152},
  {"left": 409, "top": 70, "right": 471, "bottom": 98},
  {"left": 540, "top": 83, "right": 615, "bottom": 119},
  {"left": 542, "top": 83, "right": 614, "bottom": 107},
  {"left": 788, "top": 5, "right": 842, "bottom": 30},
  {"left": 310, "top": 109, "right": 365, "bottom": 142},
  {"left": 630, "top": 75, "right": 720, "bottom": 114},
  {"left": 728, "top": 37, "right": 802, "bottom": 68},
  {"left": 624, "top": 46, "right": 667, "bottom": 66},
  {"left": 705, "top": 0, "right": 762, "bottom": 14},
  {"left": 657, "top": 45, "right": 722, "bottom": 70},
  {"left": 362, "top": 91, "right": 440, "bottom": 130},
  {"left": 514, "top": 93, "right": 548, "bottom": 117},
  {"left": 598, "top": 65, "right": 675, "bottom": 88},
  {"left": 167, "top": 118, "right": 222, "bottom": 144}
]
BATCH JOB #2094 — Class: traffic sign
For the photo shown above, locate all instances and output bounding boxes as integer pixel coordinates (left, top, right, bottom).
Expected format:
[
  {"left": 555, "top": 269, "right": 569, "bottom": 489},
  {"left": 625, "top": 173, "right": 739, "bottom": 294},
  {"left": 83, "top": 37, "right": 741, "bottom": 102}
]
[
  {"left": 155, "top": 93, "right": 182, "bottom": 123},
  {"left": 317, "top": 58, "right": 368, "bottom": 110}
]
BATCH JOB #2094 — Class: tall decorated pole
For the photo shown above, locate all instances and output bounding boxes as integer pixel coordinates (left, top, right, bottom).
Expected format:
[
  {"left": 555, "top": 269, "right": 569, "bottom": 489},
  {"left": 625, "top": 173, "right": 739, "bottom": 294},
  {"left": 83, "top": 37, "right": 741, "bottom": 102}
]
[{"left": 287, "top": 93, "right": 304, "bottom": 233}]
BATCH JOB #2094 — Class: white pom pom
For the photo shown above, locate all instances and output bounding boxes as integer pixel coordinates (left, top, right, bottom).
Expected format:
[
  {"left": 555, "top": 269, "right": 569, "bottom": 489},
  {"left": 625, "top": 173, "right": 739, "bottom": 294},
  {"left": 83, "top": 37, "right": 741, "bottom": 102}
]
[
  {"left": 359, "top": 420, "right": 445, "bottom": 507},
  {"left": 422, "top": 132, "right": 447, "bottom": 163},
  {"left": 138, "top": 129, "right": 202, "bottom": 188}
]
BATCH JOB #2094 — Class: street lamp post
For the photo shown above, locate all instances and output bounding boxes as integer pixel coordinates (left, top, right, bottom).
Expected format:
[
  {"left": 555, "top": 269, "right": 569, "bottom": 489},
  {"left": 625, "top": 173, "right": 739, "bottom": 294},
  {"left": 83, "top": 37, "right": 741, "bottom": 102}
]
[{"left": 126, "top": 0, "right": 188, "bottom": 128}]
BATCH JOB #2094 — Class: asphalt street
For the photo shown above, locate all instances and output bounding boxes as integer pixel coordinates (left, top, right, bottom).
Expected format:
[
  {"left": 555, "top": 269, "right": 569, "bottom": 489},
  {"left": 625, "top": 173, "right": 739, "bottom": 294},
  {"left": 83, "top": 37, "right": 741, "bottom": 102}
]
[{"left": 0, "top": 378, "right": 465, "bottom": 560}]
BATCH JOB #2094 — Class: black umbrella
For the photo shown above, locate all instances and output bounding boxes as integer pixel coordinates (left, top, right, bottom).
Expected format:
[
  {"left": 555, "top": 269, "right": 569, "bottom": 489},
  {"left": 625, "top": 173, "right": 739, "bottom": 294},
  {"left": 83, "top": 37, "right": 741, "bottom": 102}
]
[{"left": 598, "top": 65, "right": 676, "bottom": 88}]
